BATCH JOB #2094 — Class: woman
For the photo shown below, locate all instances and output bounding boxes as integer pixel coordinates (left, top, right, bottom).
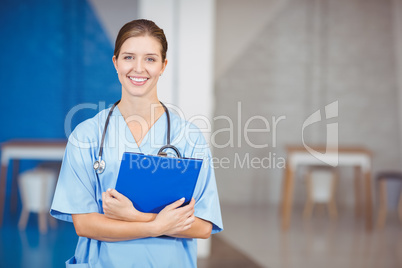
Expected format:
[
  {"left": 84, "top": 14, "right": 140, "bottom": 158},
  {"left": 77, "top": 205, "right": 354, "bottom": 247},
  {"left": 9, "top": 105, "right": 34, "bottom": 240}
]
[{"left": 50, "top": 19, "right": 223, "bottom": 267}]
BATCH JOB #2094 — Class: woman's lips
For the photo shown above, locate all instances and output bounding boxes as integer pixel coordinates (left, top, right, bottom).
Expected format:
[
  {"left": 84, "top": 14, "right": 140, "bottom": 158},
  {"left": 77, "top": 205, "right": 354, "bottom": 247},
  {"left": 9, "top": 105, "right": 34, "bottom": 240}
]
[{"left": 129, "top": 76, "right": 148, "bottom": 86}]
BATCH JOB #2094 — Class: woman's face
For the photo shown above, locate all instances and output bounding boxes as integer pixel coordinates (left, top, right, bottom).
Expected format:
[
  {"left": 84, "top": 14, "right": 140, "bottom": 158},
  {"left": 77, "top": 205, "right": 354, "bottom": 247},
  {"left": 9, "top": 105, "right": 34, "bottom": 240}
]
[{"left": 113, "top": 35, "right": 167, "bottom": 100}]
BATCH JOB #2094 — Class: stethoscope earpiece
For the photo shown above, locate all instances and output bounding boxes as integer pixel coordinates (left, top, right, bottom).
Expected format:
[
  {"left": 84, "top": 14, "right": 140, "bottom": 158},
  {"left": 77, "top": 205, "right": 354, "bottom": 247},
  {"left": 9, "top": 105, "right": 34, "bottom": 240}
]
[{"left": 93, "top": 100, "right": 180, "bottom": 174}]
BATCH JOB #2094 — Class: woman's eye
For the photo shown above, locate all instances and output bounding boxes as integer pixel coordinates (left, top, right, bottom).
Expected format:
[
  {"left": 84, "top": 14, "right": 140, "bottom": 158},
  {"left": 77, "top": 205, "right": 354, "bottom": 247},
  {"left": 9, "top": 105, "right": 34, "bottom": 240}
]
[
  {"left": 124, "top": 56, "right": 133, "bottom": 60},
  {"left": 146, "top": 57, "right": 155, "bottom": 62}
]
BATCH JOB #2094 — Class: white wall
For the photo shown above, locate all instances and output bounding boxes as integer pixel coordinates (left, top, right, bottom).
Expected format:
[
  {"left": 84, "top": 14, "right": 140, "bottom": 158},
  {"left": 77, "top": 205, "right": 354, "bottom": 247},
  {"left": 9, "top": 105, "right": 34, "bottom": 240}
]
[
  {"left": 215, "top": 0, "right": 289, "bottom": 80},
  {"left": 139, "top": 0, "right": 216, "bottom": 143},
  {"left": 214, "top": 0, "right": 401, "bottom": 206},
  {"left": 393, "top": 0, "right": 402, "bottom": 164},
  {"left": 88, "top": 0, "right": 139, "bottom": 45}
]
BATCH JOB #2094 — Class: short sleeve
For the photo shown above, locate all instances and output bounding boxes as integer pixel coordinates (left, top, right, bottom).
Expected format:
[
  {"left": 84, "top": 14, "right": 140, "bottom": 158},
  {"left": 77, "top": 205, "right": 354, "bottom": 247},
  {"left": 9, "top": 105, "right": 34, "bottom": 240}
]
[
  {"left": 187, "top": 131, "right": 223, "bottom": 234},
  {"left": 50, "top": 134, "right": 100, "bottom": 222}
]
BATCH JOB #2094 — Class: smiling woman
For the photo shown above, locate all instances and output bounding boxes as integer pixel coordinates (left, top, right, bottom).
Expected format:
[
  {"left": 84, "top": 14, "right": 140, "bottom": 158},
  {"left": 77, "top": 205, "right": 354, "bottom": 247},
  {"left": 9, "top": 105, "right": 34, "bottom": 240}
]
[
  {"left": 113, "top": 35, "right": 167, "bottom": 101},
  {"left": 50, "top": 19, "right": 223, "bottom": 268}
]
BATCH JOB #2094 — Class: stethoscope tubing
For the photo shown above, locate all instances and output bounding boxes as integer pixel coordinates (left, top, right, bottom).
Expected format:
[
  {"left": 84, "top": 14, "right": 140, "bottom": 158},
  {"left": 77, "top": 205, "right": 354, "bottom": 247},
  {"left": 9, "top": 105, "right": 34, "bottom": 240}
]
[
  {"left": 93, "top": 100, "right": 181, "bottom": 174},
  {"left": 99, "top": 100, "right": 121, "bottom": 159}
]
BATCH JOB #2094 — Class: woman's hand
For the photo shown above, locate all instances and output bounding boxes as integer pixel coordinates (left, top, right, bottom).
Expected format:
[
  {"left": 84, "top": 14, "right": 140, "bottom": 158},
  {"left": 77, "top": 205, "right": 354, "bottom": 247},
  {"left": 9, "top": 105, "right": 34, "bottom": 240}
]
[
  {"left": 153, "top": 198, "right": 196, "bottom": 236},
  {"left": 102, "top": 189, "right": 141, "bottom": 221}
]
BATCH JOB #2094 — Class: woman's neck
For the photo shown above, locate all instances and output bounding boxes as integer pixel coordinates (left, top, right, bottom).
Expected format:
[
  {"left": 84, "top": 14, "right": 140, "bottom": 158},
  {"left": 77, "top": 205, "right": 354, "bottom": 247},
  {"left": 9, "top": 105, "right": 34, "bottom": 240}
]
[{"left": 117, "top": 95, "right": 164, "bottom": 123}]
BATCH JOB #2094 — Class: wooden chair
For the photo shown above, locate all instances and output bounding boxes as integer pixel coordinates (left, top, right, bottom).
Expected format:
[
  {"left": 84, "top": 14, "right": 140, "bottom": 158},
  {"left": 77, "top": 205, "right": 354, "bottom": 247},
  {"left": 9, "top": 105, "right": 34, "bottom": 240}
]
[
  {"left": 18, "top": 168, "right": 58, "bottom": 234},
  {"left": 376, "top": 172, "right": 402, "bottom": 228},
  {"left": 303, "top": 167, "right": 338, "bottom": 220}
]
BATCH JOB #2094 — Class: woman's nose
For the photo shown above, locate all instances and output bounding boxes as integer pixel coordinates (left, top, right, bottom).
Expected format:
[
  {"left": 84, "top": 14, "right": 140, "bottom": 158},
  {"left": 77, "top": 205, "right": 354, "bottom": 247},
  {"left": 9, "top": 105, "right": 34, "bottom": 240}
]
[{"left": 134, "top": 59, "right": 144, "bottom": 73}]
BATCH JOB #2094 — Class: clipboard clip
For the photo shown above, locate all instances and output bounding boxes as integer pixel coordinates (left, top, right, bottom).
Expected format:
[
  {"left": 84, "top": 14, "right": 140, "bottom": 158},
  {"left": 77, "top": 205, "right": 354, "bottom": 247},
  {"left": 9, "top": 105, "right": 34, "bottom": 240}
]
[{"left": 157, "top": 145, "right": 182, "bottom": 158}]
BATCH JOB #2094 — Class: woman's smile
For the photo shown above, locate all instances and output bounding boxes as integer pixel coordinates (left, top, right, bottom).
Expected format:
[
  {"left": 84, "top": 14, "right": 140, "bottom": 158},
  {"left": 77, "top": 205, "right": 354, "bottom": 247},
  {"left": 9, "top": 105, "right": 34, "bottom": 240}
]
[{"left": 128, "top": 76, "right": 149, "bottom": 86}]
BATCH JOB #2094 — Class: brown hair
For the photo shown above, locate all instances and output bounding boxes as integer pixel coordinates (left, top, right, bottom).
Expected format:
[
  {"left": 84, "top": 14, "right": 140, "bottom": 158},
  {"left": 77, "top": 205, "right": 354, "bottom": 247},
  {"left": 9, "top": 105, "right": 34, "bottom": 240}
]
[{"left": 114, "top": 19, "right": 168, "bottom": 62}]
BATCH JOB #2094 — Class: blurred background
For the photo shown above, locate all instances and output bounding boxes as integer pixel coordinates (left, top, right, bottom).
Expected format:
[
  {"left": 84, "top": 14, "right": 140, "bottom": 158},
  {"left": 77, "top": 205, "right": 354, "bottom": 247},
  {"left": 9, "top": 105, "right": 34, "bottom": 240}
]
[{"left": 1, "top": 0, "right": 402, "bottom": 267}]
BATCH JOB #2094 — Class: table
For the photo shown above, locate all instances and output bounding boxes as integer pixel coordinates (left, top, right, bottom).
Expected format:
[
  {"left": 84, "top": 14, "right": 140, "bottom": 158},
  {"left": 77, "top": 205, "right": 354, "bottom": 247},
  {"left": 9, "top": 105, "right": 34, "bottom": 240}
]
[
  {"left": 0, "top": 140, "right": 67, "bottom": 225},
  {"left": 281, "top": 146, "right": 373, "bottom": 231}
]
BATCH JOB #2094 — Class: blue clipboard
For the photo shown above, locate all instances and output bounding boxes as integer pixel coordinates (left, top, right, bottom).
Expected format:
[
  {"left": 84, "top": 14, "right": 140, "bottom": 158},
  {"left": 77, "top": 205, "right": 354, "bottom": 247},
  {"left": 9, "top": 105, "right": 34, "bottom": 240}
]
[{"left": 114, "top": 152, "right": 203, "bottom": 213}]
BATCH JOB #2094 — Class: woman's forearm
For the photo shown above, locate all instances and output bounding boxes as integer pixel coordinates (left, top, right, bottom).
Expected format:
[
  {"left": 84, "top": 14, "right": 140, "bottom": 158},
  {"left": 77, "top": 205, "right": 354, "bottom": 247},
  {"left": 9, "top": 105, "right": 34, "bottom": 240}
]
[
  {"left": 171, "top": 217, "right": 212, "bottom": 239},
  {"left": 72, "top": 213, "right": 160, "bottom": 242},
  {"left": 107, "top": 211, "right": 211, "bottom": 239},
  {"left": 129, "top": 212, "right": 157, "bottom": 222},
  {"left": 73, "top": 198, "right": 195, "bottom": 242},
  {"left": 73, "top": 213, "right": 211, "bottom": 241},
  {"left": 129, "top": 213, "right": 211, "bottom": 239}
]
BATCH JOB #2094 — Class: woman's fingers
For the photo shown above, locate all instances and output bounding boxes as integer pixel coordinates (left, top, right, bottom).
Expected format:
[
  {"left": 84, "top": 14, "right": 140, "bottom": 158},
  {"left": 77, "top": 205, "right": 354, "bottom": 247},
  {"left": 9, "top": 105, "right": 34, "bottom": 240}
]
[
  {"left": 155, "top": 199, "right": 198, "bottom": 235},
  {"left": 189, "top": 198, "right": 195, "bottom": 206},
  {"left": 175, "top": 199, "right": 194, "bottom": 215},
  {"left": 185, "top": 208, "right": 195, "bottom": 218},
  {"left": 177, "top": 215, "right": 195, "bottom": 233},
  {"left": 107, "top": 188, "right": 125, "bottom": 201},
  {"left": 164, "top": 197, "right": 185, "bottom": 210},
  {"left": 102, "top": 192, "right": 110, "bottom": 207},
  {"left": 162, "top": 197, "right": 196, "bottom": 213},
  {"left": 184, "top": 214, "right": 195, "bottom": 225},
  {"left": 102, "top": 190, "right": 117, "bottom": 214}
]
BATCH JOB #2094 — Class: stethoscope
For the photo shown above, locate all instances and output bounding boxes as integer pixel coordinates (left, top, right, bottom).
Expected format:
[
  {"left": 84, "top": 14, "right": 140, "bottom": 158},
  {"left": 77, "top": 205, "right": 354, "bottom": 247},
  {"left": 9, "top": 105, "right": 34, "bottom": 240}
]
[{"left": 93, "top": 100, "right": 182, "bottom": 174}]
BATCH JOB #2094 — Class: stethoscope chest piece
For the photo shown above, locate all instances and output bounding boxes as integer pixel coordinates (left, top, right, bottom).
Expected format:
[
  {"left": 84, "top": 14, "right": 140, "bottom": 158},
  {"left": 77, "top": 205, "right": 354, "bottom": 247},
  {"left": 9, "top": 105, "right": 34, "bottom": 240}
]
[{"left": 93, "top": 159, "right": 106, "bottom": 174}]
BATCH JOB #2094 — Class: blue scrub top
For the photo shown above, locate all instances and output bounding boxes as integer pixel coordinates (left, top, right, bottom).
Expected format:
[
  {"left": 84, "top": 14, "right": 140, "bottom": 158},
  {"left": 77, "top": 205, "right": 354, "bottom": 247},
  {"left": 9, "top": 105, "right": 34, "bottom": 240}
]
[{"left": 50, "top": 106, "right": 223, "bottom": 268}]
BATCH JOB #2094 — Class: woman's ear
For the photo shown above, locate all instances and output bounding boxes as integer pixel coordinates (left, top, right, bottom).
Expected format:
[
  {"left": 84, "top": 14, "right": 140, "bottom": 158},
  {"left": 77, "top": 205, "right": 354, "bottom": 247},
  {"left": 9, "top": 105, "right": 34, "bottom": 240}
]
[
  {"left": 160, "top": 59, "right": 168, "bottom": 76},
  {"left": 112, "top": 56, "right": 118, "bottom": 73}
]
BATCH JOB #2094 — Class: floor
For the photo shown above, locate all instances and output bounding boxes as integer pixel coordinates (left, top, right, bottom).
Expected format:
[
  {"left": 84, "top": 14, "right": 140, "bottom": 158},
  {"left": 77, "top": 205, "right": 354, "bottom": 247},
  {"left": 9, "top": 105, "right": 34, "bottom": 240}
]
[
  {"left": 0, "top": 210, "right": 77, "bottom": 268},
  {"left": 219, "top": 203, "right": 402, "bottom": 268},
  {"left": 1, "top": 198, "right": 401, "bottom": 268},
  {"left": 198, "top": 235, "right": 261, "bottom": 268}
]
